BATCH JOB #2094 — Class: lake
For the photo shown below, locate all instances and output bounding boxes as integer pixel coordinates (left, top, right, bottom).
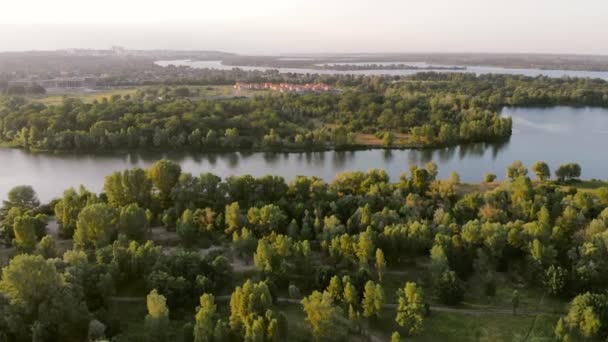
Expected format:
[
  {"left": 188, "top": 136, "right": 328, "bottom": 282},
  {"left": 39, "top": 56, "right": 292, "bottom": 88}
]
[
  {"left": 1, "top": 106, "right": 607, "bottom": 202},
  {"left": 155, "top": 60, "right": 608, "bottom": 80}
]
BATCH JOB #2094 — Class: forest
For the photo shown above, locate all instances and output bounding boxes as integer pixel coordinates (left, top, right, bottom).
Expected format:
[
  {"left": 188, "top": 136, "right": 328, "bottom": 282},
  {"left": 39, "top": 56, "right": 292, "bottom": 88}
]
[
  {"left": 0, "top": 159, "right": 606, "bottom": 341},
  {"left": 2, "top": 73, "right": 608, "bottom": 153}
]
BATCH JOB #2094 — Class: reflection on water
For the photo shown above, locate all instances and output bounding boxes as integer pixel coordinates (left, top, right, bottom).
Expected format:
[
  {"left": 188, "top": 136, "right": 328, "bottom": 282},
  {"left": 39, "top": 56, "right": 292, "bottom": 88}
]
[{"left": 0, "top": 106, "right": 607, "bottom": 202}]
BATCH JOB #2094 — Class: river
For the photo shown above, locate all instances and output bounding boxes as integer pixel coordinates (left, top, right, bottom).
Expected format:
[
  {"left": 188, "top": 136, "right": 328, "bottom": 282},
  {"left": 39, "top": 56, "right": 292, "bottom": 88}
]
[
  {"left": 1, "top": 106, "right": 607, "bottom": 202},
  {"left": 155, "top": 60, "right": 608, "bottom": 80}
]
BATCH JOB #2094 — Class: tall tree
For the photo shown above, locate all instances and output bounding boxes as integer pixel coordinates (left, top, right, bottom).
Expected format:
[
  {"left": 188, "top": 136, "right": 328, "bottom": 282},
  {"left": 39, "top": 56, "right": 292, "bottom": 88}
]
[
  {"left": 145, "top": 289, "right": 170, "bottom": 342},
  {"left": 194, "top": 293, "right": 217, "bottom": 342},
  {"left": 3, "top": 185, "right": 39, "bottom": 210},
  {"left": 118, "top": 203, "right": 148, "bottom": 241},
  {"left": 531, "top": 161, "right": 551, "bottom": 181},
  {"left": 148, "top": 159, "right": 182, "bottom": 204},
  {"left": 54, "top": 186, "right": 97, "bottom": 238},
  {"left": 375, "top": 248, "right": 386, "bottom": 282},
  {"left": 104, "top": 168, "right": 152, "bottom": 207},
  {"left": 301, "top": 290, "right": 347, "bottom": 341},
  {"left": 395, "top": 282, "right": 425, "bottom": 336},
  {"left": 0, "top": 254, "right": 89, "bottom": 341},
  {"left": 74, "top": 203, "right": 117, "bottom": 248},
  {"left": 13, "top": 214, "right": 43, "bottom": 252}
]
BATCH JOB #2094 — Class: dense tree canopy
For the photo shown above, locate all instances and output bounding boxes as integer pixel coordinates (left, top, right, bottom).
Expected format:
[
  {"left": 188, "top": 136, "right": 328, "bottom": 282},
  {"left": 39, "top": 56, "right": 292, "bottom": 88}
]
[{"left": 0, "top": 157, "right": 607, "bottom": 340}]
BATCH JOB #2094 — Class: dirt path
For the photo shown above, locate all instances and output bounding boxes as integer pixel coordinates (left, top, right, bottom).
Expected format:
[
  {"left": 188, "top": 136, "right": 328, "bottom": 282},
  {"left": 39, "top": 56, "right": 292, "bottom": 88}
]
[{"left": 110, "top": 294, "right": 551, "bottom": 317}]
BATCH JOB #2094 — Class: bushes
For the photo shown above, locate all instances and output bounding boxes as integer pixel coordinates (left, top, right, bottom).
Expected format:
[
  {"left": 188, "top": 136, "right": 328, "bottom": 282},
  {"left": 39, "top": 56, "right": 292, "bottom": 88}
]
[{"left": 436, "top": 271, "right": 465, "bottom": 305}]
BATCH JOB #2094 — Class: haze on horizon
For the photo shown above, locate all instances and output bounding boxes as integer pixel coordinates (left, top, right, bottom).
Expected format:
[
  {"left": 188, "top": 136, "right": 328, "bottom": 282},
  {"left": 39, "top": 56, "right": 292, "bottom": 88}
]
[{"left": 1, "top": 0, "right": 607, "bottom": 55}]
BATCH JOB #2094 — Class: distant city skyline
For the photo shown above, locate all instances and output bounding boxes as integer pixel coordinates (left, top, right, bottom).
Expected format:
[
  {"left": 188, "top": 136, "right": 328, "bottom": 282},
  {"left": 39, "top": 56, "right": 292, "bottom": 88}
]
[{"left": 1, "top": 0, "right": 608, "bottom": 55}]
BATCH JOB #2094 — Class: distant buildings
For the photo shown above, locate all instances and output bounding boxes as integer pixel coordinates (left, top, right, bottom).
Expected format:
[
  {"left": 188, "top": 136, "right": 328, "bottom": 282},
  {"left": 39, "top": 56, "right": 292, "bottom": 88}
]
[{"left": 234, "top": 82, "right": 331, "bottom": 93}]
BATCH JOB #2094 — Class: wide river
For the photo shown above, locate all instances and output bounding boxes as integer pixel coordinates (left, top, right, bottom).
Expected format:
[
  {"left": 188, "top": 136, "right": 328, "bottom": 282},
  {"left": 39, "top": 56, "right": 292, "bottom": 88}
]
[
  {"left": 1, "top": 106, "right": 607, "bottom": 202},
  {"left": 155, "top": 60, "right": 608, "bottom": 80}
]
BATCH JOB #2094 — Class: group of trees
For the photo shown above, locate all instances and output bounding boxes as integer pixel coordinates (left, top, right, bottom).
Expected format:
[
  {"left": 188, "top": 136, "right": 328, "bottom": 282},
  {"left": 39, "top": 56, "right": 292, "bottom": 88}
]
[
  {"left": 0, "top": 158, "right": 607, "bottom": 340},
  {"left": 0, "top": 71, "right": 594, "bottom": 152},
  {"left": 5, "top": 72, "right": 608, "bottom": 153}
]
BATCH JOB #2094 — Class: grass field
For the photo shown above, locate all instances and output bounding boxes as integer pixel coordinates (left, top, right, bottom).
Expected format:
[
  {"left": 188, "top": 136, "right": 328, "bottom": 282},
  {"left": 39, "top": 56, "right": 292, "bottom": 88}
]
[
  {"left": 352, "top": 132, "right": 411, "bottom": 146},
  {"left": 33, "top": 88, "right": 140, "bottom": 105},
  {"left": 28, "top": 85, "right": 271, "bottom": 106}
]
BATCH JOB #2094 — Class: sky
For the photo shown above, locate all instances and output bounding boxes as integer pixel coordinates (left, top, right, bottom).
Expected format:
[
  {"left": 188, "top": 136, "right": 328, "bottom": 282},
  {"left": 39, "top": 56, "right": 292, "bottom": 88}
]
[{"left": 1, "top": 0, "right": 607, "bottom": 55}]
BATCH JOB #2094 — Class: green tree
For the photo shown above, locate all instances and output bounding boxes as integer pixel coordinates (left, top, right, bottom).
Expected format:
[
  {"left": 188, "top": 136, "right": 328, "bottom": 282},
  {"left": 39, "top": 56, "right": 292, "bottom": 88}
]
[
  {"left": 13, "top": 214, "right": 42, "bottom": 252},
  {"left": 0, "top": 254, "right": 62, "bottom": 313},
  {"left": 511, "top": 290, "right": 520, "bottom": 315},
  {"left": 54, "top": 186, "right": 97, "bottom": 238},
  {"left": 558, "top": 292, "right": 608, "bottom": 340},
  {"left": 194, "top": 293, "right": 217, "bottom": 342},
  {"left": 176, "top": 209, "right": 199, "bottom": 246},
  {"left": 104, "top": 168, "right": 152, "bottom": 207},
  {"left": 225, "top": 202, "right": 242, "bottom": 234},
  {"left": 3, "top": 185, "right": 39, "bottom": 210},
  {"left": 327, "top": 275, "right": 343, "bottom": 302},
  {"left": 436, "top": 270, "right": 465, "bottom": 305},
  {"left": 375, "top": 248, "right": 386, "bottom": 282},
  {"left": 531, "top": 161, "right": 551, "bottom": 181},
  {"left": 355, "top": 229, "right": 374, "bottom": 268},
  {"left": 118, "top": 203, "right": 148, "bottom": 241},
  {"left": 74, "top": 203, "right": 118, "bottom": 248},
  {"left": 555, "top": 163, "right": 582, "bottom": 182},
  {"left": 0, "top": 254, "right": 89, "bottom": 341},
  {"left": 247, "top": 204, "right": 286, "bottom": 235},
  {"left": 543, "top": 265, "right": 568, "bottom": 297},
  {"left": 449, "top": 171, "right": 460, "bottom": 184},
  {"left": 362, "top": 281, "right": 384, "bottom": 319},
  {"left": 148, "top": 159, "right": 182, "bottom": 203},
  {"left": 343, "top": 280, "right": 359, "bottom": 307},
  {"left": 253, "top": 239, "right": 275, "bottom": 273},
  {"left": 35, "top": 235, "right": 57, "bottom": 259},
  {"left": 383, "top": 131, "right": 394, "bottom": 148},
  {"left": 229, "top": 280, "right": 275, "bottom": 339},
  {"left": 507, "top": 160, "right": 528, "bottom": 180},
  {"left": 145, "top": 289, "right": 170, "bottom": 342},
  {"left": 395, "top": 282, "right": 425, "bottom": 336},
  {"left": 301, "top": 290, "right": 347, "bottom": 342},
  {"left": 484, "top": 173, "right": 497, "bottom": 183}
]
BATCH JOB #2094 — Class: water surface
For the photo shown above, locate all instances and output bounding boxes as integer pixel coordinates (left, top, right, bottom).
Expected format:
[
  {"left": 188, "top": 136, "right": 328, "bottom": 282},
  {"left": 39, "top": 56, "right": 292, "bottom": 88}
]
[
  {"left": 155, "top": 60, "right": 608, "bottom": 80},
  {"left": 1, "top": 106, "right": 607, "bottom": 202}
]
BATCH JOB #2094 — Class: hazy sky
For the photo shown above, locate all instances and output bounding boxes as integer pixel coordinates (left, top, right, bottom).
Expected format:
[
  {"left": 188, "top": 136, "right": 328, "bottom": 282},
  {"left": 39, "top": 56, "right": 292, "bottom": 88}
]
[{"left": 1, "top": 0, "right": 607, "bottom": 54}]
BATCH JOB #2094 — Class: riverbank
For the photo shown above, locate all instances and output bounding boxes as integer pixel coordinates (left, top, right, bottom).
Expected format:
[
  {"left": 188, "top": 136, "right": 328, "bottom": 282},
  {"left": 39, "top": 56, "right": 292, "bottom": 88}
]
[{"left": 1, "top": 134, "right": 510, "bottom": 156}]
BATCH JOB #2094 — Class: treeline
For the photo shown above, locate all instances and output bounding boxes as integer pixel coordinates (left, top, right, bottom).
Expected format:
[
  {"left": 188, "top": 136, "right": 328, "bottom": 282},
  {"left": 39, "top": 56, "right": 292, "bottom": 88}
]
[
  {"left": 3, "top": 73, "right": 608, "bottom": 153},
  {"left": 316, "top": 63, "right": 466, "bottom": 71},
  {"left": 0, "top": 159, "right": 607, "bottom": 340},
  {"left": 0, "top": 79, "right": 513, "bottom": 151}
]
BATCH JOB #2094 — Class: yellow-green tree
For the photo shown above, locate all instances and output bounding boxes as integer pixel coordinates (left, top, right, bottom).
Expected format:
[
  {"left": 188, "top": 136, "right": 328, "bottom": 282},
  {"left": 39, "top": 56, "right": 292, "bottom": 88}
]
[
  {"left": 145, "top": 289, "right": 169, "bottom": 342},
  {"left": 375, "top": 248, "right": 386, "bottom": 282},
  {"left": 148, "top": 159, "right": 181, "bottom": 204},
  {"left": 13, "top": 214, "right": 40, "bottom": 253},
  {"left": 74, "top": 203, "right": 117, "bottom": 248},
  {"left": 395, "top": 282, "right": 425, "bottom": 336},
  {"left": 301, "top": 290, "right": 347, "bottom": 341},
  {"left": 194, "top": 293, "right": 217, "bottom": 342}
]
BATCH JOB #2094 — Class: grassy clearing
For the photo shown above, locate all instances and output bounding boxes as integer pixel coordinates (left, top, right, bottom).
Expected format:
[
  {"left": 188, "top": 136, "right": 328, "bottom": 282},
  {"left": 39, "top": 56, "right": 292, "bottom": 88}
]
[
  {"left": 277, "top": 302, "right": 314, "bottom": 342},
  {"left": 352, "top": 132, "right": 411, "bottom": 146},
  {"left": 33, "top": 88, "right": 139, "bottom": 105},
  {"left": 557, "top": 179, "right": 608, "bottom": 195},
  {"left": 455, "top": 181, "right": 504, "bottom": 196},
  {"left": 275, "top": 301, "right": 563, "bottom": 342},
  {"left": 408, "top": 311, "right": 560, "bottom": 342},
  {"left": 190, "top": 85, "right": 270, "bottom": 99}
]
